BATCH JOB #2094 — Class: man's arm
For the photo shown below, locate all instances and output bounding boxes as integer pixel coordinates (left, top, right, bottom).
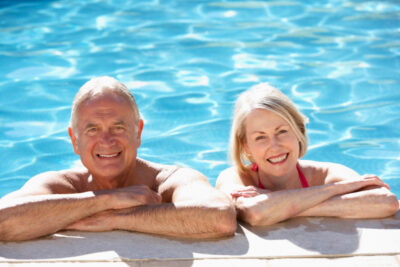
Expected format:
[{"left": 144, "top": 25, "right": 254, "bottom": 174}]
[
  {"left": 67, "top": 168, "right": 237, "bottom": 239},
  {"left": 0, "top": 171, "right": 161, "bottom": 241}
]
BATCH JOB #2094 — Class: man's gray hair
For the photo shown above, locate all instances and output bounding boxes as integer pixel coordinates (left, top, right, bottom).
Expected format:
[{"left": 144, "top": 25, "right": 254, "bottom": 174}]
[{"left": 70, "top": 76, "right": 141, "bottom": 132}]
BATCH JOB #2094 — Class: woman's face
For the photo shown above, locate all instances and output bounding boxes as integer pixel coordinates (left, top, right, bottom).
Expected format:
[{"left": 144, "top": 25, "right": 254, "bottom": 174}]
[{"left": 244, "top": 108, "right": 300, "bottom": 178}]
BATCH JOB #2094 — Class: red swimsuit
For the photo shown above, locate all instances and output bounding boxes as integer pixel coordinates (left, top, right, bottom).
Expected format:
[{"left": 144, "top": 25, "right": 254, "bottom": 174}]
[{"left": 254, "top": 163, "right": 309, "bottom": 189}]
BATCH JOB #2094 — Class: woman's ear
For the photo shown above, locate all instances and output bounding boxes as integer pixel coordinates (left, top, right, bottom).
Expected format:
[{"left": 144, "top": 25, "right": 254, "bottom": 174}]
[
  {"left": 243, "top": 138, "right": 250, "bottom": 155},
  {"left": 242, "top": 140, "right": 253, "bottom": 162}
]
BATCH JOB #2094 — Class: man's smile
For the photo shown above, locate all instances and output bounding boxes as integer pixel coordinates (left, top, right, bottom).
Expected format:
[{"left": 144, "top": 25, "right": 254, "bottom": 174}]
[{"left": 96, "top": 152, "right": 122, "bottom": 159}]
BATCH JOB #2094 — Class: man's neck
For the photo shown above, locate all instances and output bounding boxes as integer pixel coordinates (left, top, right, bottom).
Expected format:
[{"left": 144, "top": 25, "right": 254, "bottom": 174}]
[{"left": 89, "top": 166, "right": 136, "bottom": 190}]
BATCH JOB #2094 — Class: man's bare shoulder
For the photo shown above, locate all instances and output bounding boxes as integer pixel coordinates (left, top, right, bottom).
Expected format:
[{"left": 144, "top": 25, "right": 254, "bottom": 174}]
[
  {"left": 2, "top": 168, "right": 90, "bottom": 199},
  {"left": 136, "top": 158, "right": 179, "bottom": 185},
  {"left": 216, "top": 166, "right": 256, "bottom": 195}
]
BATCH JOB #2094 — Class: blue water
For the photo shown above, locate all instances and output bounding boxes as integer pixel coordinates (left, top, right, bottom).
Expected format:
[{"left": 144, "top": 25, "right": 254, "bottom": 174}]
[{"left": 0, "top": 0, "right": 399, "bottom": 198}]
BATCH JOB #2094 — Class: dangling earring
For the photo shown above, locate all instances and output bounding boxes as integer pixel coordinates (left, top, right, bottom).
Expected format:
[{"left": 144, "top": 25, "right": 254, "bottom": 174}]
[
  {"left": 251, "top": 163, "right": 258, "bottom": 171},
  {"left": 246, "top": 153, "right": 258, "bottom": 171}
]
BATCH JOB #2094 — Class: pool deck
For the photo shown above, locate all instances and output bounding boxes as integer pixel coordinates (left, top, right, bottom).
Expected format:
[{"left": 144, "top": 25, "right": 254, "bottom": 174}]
[{"left": 1, "top": 209, "right": 399, "bottom": 266}]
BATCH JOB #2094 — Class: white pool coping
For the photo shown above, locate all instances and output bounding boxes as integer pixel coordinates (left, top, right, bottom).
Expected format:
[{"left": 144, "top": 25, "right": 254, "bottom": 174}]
[{"left": 1, "top": 209, "right": 399, "bottom": 266}]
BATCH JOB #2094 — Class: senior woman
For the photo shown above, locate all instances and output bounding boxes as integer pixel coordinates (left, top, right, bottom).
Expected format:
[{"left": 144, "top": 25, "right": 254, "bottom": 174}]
[{"left": 217, "top": 83, "right": 399, "bottom": 226}]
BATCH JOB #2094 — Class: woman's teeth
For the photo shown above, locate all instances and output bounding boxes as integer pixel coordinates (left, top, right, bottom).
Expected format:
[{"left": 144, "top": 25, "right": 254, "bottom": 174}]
[{"left": 268, "top": 153, "right": 288, "bottom": 163}]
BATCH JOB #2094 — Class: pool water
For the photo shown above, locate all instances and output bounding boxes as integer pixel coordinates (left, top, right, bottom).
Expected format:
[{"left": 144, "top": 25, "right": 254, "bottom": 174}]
[{"left": 0, "top": 0, "right": 399, "bottom": 197}]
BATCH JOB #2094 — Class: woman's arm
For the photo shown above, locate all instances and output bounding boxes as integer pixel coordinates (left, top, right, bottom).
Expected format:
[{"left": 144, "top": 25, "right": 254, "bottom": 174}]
[
  {"left": 216, "top": 165, "right": 397, "bottom": 226},
  {"left": 235, "top": 178, "right": 391, "bottom": 226},
  {"left": 297, "top": 185, "right": 399, "bottom": 218},
  {"left": 296, "top": 162, "right": 399, "bottom": 218}
]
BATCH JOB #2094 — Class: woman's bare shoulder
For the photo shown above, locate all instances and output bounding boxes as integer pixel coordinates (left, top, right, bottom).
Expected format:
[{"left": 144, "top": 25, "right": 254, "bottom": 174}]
[
  {"left": 299, "top": 160, "right": 359, "bottom": 185},
  {"left": 298, "top": 160, "right": 331, "bottom": 186}
]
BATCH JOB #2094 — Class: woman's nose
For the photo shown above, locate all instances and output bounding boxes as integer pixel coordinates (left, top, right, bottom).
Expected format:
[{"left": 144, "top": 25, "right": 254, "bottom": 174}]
[{"left": 269, "top": 136, "right": 280, "bottom": 149}]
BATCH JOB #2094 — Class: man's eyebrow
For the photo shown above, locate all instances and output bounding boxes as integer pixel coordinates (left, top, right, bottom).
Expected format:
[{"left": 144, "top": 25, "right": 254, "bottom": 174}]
[
  {"left": 84, "top": 123, "right": 98, "bottom": 130},
  {"left": 114, "top": 120, "right": 127, "bottom": 125}
]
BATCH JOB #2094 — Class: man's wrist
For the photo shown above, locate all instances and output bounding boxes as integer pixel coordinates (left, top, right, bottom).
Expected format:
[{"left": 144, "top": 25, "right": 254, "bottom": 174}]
[{"left": 113, "top": 207, "right": 135, "bottom": 231}]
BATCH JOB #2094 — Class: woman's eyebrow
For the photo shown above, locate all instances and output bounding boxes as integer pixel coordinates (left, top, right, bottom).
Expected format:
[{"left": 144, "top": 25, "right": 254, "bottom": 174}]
[
  {"left": 275, "top": 124, "right": 289, "bottom": 130},
  {"left": 250, "top": 124, "right": 288, "bottom": 134}
]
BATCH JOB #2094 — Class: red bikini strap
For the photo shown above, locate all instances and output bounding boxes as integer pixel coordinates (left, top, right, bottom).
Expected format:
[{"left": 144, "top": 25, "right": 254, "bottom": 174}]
[
  {"left": 252, "top": 163, "right": 265, "bottom": 189},
  {"left": 254, "top": 163, "right": 308, "bottom": 189},
  {"left": 258, "top": 176, "right": 265, "bottom": 189},
  {"left": 296, "top": 164, "right": 309, "bottom": 188}
]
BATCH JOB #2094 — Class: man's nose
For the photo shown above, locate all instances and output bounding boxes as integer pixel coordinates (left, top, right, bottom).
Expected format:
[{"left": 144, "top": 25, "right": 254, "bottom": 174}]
[{"left": 99, "top": 131, "right": 115, "bottom": 146}]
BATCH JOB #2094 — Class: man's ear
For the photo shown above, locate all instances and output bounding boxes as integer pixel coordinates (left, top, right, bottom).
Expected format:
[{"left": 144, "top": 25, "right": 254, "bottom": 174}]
[
  {"left": 68, "top": 127, "right": 80, "bottom": 155},
  {"left": 136, "top": 119, "right": 144, "bottom": 148}
]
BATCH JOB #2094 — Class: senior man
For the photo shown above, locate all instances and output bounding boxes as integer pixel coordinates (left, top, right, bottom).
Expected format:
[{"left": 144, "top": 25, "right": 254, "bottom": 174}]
[{"left": 0, "top": 76, "right": 236, "bottom": 241}]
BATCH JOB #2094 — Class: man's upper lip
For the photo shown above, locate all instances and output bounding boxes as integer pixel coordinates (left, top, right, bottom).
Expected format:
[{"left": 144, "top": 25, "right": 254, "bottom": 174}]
[{"left": 96, "top": 151, "right": 121, "bottom": 157}]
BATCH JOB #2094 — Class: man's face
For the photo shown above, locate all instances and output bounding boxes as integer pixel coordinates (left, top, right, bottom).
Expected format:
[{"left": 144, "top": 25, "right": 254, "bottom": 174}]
[{"left": 69, "top": 92, "right": 142, "bottom": 180}]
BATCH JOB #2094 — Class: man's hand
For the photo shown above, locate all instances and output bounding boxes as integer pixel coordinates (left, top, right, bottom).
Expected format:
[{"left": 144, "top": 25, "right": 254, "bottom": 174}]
[
  {"left": 65, "top": 209, "right": 121, "bottom": 232},
  {"left": 102, "top": 185, "right": 162, "bottom": 210},
  {"left": 65, "top": 185, "right": 162, "bottom": 232}
]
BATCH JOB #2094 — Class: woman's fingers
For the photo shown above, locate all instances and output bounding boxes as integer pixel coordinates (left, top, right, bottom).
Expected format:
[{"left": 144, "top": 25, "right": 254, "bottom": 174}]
[
  {"left": 231, "top": 186, "right": 260, "bottom": 198},
  {"left": 361, "top": 174, "right": 390, "bottom": 190}
]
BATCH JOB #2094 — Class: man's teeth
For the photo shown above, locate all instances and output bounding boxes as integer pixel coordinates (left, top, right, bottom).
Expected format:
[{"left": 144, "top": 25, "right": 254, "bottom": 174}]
[
  {"left": 98, "top": 152, "right": 120, "bottom": 158},
  {"left": 268, "top": 153, "right": 288, "bottom": 163}
]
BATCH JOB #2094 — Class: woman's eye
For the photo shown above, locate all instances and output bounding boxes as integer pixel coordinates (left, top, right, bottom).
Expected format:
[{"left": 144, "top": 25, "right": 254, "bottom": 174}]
[
  {"left": 278, "top": 129, "right": 288, "bottom": 134},
  {"left": 255, "top": 136, "right": 265, "bottom": 141}
]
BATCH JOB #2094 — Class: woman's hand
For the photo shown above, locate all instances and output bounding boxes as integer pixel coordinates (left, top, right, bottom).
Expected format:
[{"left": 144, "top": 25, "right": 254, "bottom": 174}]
[
  {"left": 359, "top": 174, "right": 390, "bottom": 190},
  {"left": 334, "top": 174, "right": 391, "bottom": 194},
  {"left": 230, "top": 186, "right": 270, "bottom": 198}
]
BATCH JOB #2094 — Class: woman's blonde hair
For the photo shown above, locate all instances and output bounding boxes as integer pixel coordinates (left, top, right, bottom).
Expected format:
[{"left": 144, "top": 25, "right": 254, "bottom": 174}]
[
  {"left": 70, "top": 76, "right": 141, "bottom": 133},
  {"left": 230, "top": 83, "right": 308, "bottom": 177}
]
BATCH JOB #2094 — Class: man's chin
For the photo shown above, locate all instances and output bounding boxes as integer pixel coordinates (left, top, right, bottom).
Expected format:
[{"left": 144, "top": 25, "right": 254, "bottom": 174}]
[{"left": 90, "top": 168, "right": 124, "bottom": 179}]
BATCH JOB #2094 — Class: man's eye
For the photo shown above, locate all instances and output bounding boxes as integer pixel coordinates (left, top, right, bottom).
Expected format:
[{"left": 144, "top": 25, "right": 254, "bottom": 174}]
[
  {"left": 87, "top": 128, "right": 97, "bottom": 134},
  {"left": 114, "top": 126, "right": 125, "bottom": 132}
]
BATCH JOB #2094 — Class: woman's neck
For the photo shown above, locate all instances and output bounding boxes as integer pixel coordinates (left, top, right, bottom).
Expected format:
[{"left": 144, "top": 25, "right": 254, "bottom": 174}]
[{"left": 258, "top": 165, "right": 298, "bottom": 191}]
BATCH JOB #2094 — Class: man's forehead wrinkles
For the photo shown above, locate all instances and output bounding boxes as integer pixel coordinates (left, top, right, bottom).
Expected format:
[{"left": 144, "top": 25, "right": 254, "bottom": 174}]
[
  {"left": 79, "top": 108, "right": 120, "bottom": 122},
  {"left": 80, "top": 116, "right": 129, "bottom": 129}
]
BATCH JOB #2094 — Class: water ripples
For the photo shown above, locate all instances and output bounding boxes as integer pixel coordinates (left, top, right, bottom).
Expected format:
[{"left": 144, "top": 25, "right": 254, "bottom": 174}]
[{"left": 0, "top": 0, "right": 399, "bottom": 196}]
